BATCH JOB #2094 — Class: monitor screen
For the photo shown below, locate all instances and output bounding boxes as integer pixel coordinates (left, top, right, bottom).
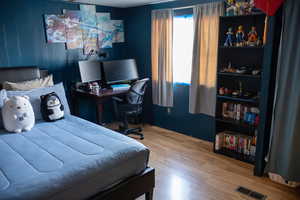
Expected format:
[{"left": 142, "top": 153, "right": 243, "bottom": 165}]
[
  {"left": 102, "top": 59, "right": 139, "bottom": 84},
  {"left": 78, "top": 61, "right": 102, "bottom": 83}
]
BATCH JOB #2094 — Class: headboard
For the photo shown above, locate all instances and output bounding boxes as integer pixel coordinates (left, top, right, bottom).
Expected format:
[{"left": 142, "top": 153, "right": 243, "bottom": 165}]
[{"left": 0, "top": 66, "right": 48, "bottom": 88}]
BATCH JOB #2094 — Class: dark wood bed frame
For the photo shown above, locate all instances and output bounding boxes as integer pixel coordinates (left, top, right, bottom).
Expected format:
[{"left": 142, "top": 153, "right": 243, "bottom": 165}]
[
  {"left": 0, "top": 66, "right": 155, "bottom": 200},
  {"left": 90, "top": 168, "right": 155, "bottom": 200}
]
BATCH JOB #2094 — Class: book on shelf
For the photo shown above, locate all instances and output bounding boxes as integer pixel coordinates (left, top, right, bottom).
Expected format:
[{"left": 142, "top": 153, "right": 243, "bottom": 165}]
[
  {"left": 236, "top": 104, "right": 241, "bottom": 121},
  {"left": 215, "top": 131, "right": 256, "bottom": 157},
  {"left": 224, "top": 132, "right": 238, "bottom": 150},
  {"left": 215, "top": 132, "right": 224, "bottom": 151},
  {"left": 221, "top": 102, "right": 260, "bottom": 126}
]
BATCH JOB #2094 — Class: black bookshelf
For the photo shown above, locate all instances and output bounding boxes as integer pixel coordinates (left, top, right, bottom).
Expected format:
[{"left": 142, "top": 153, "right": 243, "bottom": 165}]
[
  {"left": 216, "top": 118, "right": 257, "bottom": 129},
  {"left": 214, "top": 14, "right": 266, "bottom": 166},
  {"left": 218, "top": 72, "right": 261, "bottom": 79},
  {"left": 219, "top": 46, "right": 264, "bottom": 49},
  {"left": 215, "top": 148, "right": 255, "bottom": 164},
  {"left": 220, "top": 13, "right": 264, "bottom": 19},
  {"left": 217, "top": 95, "right": 259, "bottom": 104}
]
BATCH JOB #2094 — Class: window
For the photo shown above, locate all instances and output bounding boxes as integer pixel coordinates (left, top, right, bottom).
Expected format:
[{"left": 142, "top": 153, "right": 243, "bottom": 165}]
[{"left": 173, "top": 14, "right": 194, "bottom": 84}]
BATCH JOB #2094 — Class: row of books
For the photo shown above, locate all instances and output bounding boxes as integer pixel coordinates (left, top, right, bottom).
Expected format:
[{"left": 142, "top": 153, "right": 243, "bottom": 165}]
[
  {"left": 215, "top": 131, "right": 256, "bottom": 157},
  {"left": 222, "top": 103, "right": 260, "bottom": 125}
]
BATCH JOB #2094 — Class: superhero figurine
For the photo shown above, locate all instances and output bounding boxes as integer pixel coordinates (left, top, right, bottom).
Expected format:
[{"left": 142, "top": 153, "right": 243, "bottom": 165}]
[
  {"left": 236, "top": 25, "right": 245, "bottom": 47},
  {"left": 224, "top": 27, "right": 235, "bottom": 47},
  {"left": 247, "top": 26, "right": 258, "bottom": 46}
]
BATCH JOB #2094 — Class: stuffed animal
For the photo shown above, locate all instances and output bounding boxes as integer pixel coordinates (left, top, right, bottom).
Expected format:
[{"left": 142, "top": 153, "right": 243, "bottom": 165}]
[
  {"left": 0, "top": 89, "right": 7, "bottom": 107},
  {"left": 2, "top": 96, "right": 35, "bottom": 133},
  {"left": 0, "top": 90, "right": 8, "bottom": 129},
  {"left": 41, "top": 92, "right": 64, "bottom": 122}
]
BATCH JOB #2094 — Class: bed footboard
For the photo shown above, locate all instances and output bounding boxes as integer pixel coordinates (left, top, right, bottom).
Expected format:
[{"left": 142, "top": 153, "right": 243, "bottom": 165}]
[{"left": 89, "top": 167, "right": 155, "bottom": 200}]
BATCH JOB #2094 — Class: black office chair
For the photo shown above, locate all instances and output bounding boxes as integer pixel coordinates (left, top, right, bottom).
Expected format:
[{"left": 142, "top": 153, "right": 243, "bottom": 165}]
[{"left": 113, "top": 78, "right": 149, "bottom": 140}]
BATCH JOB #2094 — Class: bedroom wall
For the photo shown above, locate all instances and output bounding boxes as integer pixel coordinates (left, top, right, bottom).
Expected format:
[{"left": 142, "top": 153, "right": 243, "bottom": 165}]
[
  {"left": 124, "top": 0, "right": 223, "bottom": 141},
  {"left": 0, "top": 0, "right": 129, "bottom": 123}
]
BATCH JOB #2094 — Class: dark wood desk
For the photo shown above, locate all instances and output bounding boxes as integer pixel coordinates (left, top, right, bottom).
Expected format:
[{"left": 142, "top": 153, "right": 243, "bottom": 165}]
[{"left": 71, "top": 88, "right": 129, "bottom": 125}]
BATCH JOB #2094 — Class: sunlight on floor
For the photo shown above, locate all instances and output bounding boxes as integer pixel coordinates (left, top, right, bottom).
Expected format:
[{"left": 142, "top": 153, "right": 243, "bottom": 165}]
[{"left": 170, "top": 175, "right": 186, "bottom": 200}]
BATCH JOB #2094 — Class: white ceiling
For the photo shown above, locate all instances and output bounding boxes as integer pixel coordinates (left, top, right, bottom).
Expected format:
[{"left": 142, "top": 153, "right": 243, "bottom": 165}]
[{"left": 63, "top": 0, "right": 176, "bottom": 8}]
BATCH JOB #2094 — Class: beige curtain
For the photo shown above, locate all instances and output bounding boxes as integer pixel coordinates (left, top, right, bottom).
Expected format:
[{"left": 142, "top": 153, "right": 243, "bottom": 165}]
[
  {"left": 151, "top": 9, "right": 174, "bottom": 107},
  {"left": 189, "top": 2, "right": 224, "bottom": 116}
]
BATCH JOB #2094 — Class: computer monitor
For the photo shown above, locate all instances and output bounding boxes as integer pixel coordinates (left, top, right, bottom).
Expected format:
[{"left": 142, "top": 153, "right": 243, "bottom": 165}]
[
  {"left": 78, "top": 61, "right": 102, "bottom": 83},
  {"left": 102, "top": 59, "right": 139, "bottom": 84}
]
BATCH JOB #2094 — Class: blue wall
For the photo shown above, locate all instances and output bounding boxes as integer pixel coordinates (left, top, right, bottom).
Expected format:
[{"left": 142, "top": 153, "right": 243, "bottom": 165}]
[
  {"left": 0, "top": 0, "right": 228, "bottom": 141},
  {"left": 0, "top": 0, "right": 129, "bottom": 123},
  {"left": 124, "top": 0, "right": 222, "bottom": 141}
]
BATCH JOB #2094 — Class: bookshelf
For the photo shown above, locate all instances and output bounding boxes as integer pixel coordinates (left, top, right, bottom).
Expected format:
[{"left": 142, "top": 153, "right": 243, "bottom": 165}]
[
  {"left": 215, "top": 148, "right": 255, "bottom": 164},
  {"left": 216, "top": 118, "right": 257, "bottom": 131},
  {"left": 218, "top": 72, "right": 261, "bottom": 79},
  {"left": 214, "top": 13, "right": 266, "bottom": 166},
  {"left": 217, "top": 95, "right": 259, "bottom": 104}
]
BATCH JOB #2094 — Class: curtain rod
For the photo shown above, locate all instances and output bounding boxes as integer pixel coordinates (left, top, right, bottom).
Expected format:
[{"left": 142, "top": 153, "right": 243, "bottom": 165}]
[
  {"left": 152, "top": 1, "right": 223, "bottom": 12},
  {"left": 153, "top": 5, "right": 195, "bottom": 12},
  {"left": 172, "top": 5, "right": 195, "bottom": 11}
]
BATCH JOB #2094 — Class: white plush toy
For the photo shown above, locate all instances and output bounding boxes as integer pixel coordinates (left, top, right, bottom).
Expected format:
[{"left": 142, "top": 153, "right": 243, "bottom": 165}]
[{"left": 2, "top": 96, "right": 35, "bottom": 133}]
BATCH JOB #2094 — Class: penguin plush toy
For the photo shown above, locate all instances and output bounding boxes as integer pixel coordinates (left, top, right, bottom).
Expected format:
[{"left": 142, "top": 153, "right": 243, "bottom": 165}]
[{"left": 41, "top": 92, "right": 64, "bottom": 122}]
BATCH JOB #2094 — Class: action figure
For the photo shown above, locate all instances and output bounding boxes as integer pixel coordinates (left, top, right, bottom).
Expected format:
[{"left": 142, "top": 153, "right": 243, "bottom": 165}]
[
  {"left": 236, "top": 25, "right": 245, "bottom": 47},
  {"left": 226, "top": 0, "right": 237, "bottom": 16},
  {"left": 247, "top": 26, "right": 258, "bottom": 46},
  {"left": 224, "top": 27, "right": 234, "bottom": 47}
]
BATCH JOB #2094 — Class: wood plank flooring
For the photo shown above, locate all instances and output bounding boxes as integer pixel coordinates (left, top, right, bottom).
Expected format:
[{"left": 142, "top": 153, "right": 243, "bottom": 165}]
[{"left": 127, "top": 125, "right": 300, "bottom": 200}]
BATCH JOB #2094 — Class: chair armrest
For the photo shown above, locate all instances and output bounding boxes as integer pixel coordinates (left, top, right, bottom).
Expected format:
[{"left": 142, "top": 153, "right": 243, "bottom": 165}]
[
  {"left": 130, "top": 89, "right": 144, "bottom": 96},
  {"left": 112, "top": 97, "right": 124, "bottom": 102}
]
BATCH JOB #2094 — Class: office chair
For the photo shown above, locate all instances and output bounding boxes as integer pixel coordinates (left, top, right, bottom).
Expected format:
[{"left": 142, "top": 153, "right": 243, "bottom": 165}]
[{"left": 113, "top": 78, "right": 149, "bottom": 140}]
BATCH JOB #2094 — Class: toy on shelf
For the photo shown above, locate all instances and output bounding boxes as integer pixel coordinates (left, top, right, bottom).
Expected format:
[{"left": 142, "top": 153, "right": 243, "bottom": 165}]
[
  {"left": 236, "top": 1, "right": 253, "bottom": 15},
  {"left": 243, "top": 0, "right": 253, "bottom": 15},
  {"left": 220, "top": 62, "right": 236, "bottom": 73},
  {"left": 236, "top": 66, "right": 248, "bottom": 74},
  {"left": 225, "top": 0, "right": 258, "bottom": 16},
  {"left": 221, "top": 63, "right": 248, "bottom": 74},
  {"left": 219, "top": 87, "right": 225, "bottom": 95},
  {"left": 236, "top": 25, "right": 245, "bottom": 47},
  {"left": 225, "top": 0, "right": 238, "bottom": 16},
  {"left": 224, "top": 27, "right": 235, "bottom": 47},
  {"left": 235, "top": 1, "right": 246, "bottom": 15},
  {"left": 252, "top": 69, "right": 261, "bottom": 75},
  {"left": 220, "top": 62, "right": 262, "bottom": 76},
  {"left": 219, "top": 87, "right": 232, "bottom": 96},
  {"left": 248, "top": 0, "right": 256, "bottom": 14},
  {"left": 218, "top": 85, "right": 258, "bottom": 100},
  {"left": 232, "top": 90, "right": 240, "bottom": 97},
  {"left": 223, "top": 26, "right": 263, "bottom": 47},
  {"left": 225, "top": 88, "right": 231, "bottom": 95},
  {"left": 247, "top": 26, "right": 259, "bottom": 46}
]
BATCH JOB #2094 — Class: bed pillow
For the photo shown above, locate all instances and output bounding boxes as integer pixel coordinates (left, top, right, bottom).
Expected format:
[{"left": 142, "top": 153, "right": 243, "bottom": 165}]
[
  {"left": 2, "top": 74, "right": 54, "bottom": 91},
  {"left": 0, "top": 89, "right": 7, "bottom": 129},
  {"left": 6, "top": 83, "right": 70, "bottom": 121}
]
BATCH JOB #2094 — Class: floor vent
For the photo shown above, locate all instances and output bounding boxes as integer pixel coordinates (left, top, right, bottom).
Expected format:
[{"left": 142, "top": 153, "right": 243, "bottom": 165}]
[{"left": 236, "top": 186, "right": 267, "bottom": 200}]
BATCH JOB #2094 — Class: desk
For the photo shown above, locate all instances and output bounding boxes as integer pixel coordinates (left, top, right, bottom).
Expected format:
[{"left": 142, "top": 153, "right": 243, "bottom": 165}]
[{"left": 71, "top": 88, "right": 129, "bottom": 125}]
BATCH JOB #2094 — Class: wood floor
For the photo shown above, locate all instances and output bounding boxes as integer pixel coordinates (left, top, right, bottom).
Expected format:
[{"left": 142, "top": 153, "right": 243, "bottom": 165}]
[{"left": 127, "top": 125, "right": 300, "bottom": 200}]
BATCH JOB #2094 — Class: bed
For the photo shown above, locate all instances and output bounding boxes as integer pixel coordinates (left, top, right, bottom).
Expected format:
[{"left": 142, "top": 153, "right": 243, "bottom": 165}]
[{"left": 0, "top": 67, "right": 155, "bottom": 200}]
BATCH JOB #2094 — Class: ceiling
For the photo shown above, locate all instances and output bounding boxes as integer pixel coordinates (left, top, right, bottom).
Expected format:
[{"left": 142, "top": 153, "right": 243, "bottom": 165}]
[{"left": 63, "top": 0, "right": 176, "bottom": 8}]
